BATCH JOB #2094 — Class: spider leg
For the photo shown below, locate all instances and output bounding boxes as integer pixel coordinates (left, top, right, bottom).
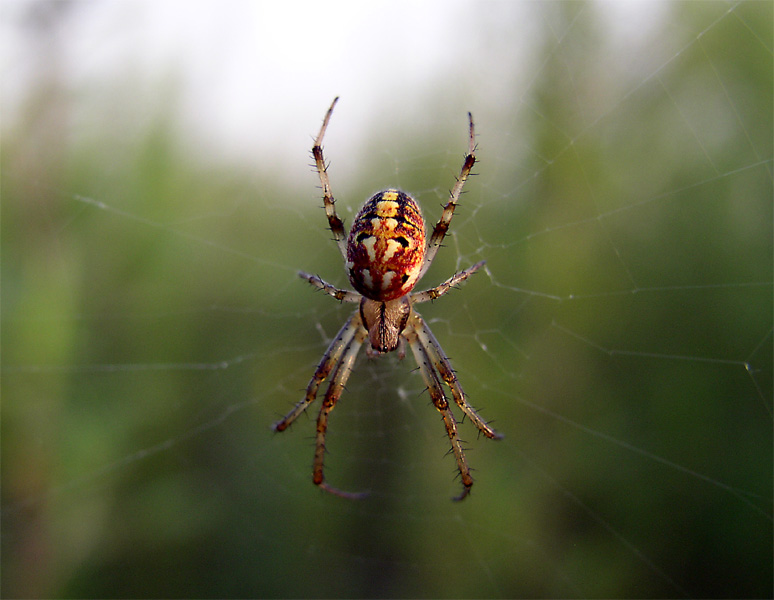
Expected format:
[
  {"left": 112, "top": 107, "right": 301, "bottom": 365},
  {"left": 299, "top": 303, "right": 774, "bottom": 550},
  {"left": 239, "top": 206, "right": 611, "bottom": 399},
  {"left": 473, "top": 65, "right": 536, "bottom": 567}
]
[
  {"left": 404, "top": 321, "right": 473, "bottom": 501},
  {"left": 272, "top": 311, "right": 362, "bottom": 432},
  {"left": 299, "top": 271, "right": 361, "bottom": 303},
  {"left": 411, "top": 260, "right": 486, "bottom": 304},
  {"left": 418, "top": 112, "right": 477, "bottom": 280},
  {"left": 412, "top": 313, "right": 502, "bottom": 440},
  {"left": 312, "top": 97, "right": 348, "bottom": 259},
  {"left": 313, "top": 325, "right": 369, "bottom": 500}
]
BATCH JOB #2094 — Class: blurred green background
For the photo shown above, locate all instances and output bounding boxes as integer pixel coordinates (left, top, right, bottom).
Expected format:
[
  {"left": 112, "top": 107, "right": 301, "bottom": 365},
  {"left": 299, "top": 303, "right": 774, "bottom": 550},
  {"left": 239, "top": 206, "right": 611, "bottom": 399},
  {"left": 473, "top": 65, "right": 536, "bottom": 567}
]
[{"left": 2, "top": 1, "right": 772, "bottom": 598}]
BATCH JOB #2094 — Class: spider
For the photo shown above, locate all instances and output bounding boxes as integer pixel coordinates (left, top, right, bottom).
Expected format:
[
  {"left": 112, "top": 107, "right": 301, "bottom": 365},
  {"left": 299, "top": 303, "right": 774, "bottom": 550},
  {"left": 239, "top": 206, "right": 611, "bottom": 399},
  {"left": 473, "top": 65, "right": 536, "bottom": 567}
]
[{"left": 273, "top": 97, "right": 502, "bottom": 501}]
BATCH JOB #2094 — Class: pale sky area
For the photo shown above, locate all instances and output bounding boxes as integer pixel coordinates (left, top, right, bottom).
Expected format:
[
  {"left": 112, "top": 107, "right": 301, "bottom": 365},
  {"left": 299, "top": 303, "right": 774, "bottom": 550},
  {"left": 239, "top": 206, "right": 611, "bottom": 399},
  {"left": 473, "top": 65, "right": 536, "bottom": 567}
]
[{"left": 2, "top": 0, "right": 665, "bottom": 174}]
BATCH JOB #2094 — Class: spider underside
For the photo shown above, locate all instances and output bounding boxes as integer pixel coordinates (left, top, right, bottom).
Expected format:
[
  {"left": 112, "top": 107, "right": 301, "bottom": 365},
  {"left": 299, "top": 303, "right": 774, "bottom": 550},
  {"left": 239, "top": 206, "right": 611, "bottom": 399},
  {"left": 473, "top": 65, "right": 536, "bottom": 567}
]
[{"left": 273, "top": 97, "right": 502, "bottom": 501}]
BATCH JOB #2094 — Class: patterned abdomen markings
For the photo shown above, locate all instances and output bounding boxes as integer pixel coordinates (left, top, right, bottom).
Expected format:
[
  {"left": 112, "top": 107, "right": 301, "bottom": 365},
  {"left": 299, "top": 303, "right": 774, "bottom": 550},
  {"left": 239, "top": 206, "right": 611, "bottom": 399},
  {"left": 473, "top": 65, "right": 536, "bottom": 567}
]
[{"left": 346, "top": 189, "right": 426, "bottom": 301}]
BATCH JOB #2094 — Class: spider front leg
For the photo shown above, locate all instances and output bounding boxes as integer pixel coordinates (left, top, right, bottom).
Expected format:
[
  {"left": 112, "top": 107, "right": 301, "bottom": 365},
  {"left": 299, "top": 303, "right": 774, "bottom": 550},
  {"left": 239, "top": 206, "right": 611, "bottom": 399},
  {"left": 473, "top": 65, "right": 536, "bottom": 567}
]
[
  {"left": 413, "top": 314, "right": 502, "bottom": 440},
  {"left": 272, "top": 312, "right": 361, "bottom": 432},
  {"left": 313, "top": 326, "right": 369, "bottom": 499},
  {"left": 404, "top": 322, "right": 474, "bottom": 501},
  {"left": 273, "top": 310, "right": 369, "bottom": 499}
]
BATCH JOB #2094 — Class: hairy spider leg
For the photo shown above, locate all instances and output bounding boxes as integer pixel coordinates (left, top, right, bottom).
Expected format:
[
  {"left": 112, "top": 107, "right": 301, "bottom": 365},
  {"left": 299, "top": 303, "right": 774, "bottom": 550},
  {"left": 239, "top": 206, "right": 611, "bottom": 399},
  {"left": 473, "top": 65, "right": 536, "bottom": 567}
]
[
  {"left": 272, "top": 311, "right": 362, "bottom": 432},
  {"left": 410, "top": 260, "right": 486, "bottom": 304},
  {"left": 413, "top": 314, "right": 502, "bottom": 440},
  {"left": 313, "top": 325, "right": 369, "bottom": 500},
  {"left": 312, "top": 96, "right": 348, "bottom": 259},
  {"left": 418, "top": 112, "right": 477, "bottom": 280},
  {"left": 404, "top": 320, "right": 474, "bottom": 501},
  {"left": 299, "top": 271, "right": 361, "bottom": 303}
]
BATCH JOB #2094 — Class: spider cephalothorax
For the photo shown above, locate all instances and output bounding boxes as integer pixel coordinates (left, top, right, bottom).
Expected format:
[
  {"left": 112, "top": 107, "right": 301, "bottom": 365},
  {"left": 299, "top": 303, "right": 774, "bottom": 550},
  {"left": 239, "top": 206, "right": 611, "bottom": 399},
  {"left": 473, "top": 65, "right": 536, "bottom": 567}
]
[{"left": 273, "top": 97, "right": 502, "bottom": 501}]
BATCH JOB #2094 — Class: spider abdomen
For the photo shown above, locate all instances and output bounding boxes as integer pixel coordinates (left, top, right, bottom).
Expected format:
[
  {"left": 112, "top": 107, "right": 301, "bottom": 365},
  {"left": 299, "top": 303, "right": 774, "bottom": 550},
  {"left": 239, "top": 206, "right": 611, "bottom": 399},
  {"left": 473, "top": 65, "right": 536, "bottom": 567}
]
[{"left": 346, "top": 189, "right": 426, "bottom": 301}]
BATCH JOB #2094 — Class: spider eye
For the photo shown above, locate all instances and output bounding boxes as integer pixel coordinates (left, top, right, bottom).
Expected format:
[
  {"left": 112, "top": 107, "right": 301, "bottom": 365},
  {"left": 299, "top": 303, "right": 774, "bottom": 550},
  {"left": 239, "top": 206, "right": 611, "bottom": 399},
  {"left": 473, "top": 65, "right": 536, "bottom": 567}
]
[
  {"left": 401, "top": 274, "right": 410, "bottom": 284},
  {"left": 356, "top": 232, "right": 372, "bottom": 243},
  {"left": 395, "top": 236, "right": 410, "bottom": 248}
]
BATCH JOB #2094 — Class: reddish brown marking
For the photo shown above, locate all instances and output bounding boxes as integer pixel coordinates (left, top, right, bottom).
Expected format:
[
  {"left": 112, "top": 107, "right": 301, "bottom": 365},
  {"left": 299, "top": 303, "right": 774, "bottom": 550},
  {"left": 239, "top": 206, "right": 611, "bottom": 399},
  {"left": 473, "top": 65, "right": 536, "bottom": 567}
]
[{"left": 346, "top": 189, "right": 426, "bottom": 301}]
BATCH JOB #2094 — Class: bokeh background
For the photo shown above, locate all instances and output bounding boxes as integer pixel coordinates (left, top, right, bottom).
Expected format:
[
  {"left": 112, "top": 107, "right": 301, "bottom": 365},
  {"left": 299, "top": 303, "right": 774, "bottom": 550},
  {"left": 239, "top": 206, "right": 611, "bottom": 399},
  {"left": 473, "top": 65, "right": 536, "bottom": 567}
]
[{"left": 2, "top": 1, "right": 772, "bottom": 598}]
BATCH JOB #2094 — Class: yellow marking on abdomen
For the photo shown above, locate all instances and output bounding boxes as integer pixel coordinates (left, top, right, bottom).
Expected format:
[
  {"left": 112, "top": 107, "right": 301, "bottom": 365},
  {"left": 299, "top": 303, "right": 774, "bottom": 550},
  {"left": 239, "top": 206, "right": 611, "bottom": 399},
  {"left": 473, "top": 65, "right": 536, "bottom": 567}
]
[
  {"left": 370, "top": 217, "right": 398, "bottom": 231},
  {"left": 361, "top": 236, "right": 377, "bottom": 261},
  {"left": 383, "top": 239, "right": 402, "bottom": 261},
  {"left": 381, "top": 271, "right": 396, "bottom": 290},
  {"left": 375, "top": 200, "right": 400, "bottom": 217}
]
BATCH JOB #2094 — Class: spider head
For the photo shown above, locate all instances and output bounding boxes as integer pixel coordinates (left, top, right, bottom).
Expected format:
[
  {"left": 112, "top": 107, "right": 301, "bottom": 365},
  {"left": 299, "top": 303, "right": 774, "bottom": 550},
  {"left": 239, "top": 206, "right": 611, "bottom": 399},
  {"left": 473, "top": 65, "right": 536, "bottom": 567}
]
[
  {"left": 359, "top": 297, "right": 411, "bottom": 353},
  {"left": 346, "top": 189, "right": 426, "bottom": 302}
]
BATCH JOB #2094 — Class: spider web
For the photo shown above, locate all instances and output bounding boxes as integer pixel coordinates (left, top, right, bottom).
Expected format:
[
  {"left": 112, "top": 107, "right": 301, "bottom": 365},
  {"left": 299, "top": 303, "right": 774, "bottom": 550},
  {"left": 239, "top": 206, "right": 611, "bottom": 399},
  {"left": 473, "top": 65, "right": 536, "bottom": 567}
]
[{"left": 2, "top": 1, "right": 772, "bottom": 598}]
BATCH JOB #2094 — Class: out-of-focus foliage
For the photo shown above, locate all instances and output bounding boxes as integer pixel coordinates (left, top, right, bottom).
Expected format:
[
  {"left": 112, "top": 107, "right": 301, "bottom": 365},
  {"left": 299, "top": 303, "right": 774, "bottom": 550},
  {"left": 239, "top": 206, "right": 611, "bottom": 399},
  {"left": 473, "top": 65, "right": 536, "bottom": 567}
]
[{"left": 2, "top": 1, "right": 771, "bottom": 598}]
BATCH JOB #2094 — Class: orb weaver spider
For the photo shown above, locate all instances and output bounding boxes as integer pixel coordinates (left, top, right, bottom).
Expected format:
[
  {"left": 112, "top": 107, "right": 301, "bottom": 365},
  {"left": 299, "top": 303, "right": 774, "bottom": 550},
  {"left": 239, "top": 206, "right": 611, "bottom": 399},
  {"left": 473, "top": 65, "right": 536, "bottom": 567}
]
[{"left": 273, "top": 98, "right": 502, "bottom": 501}]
